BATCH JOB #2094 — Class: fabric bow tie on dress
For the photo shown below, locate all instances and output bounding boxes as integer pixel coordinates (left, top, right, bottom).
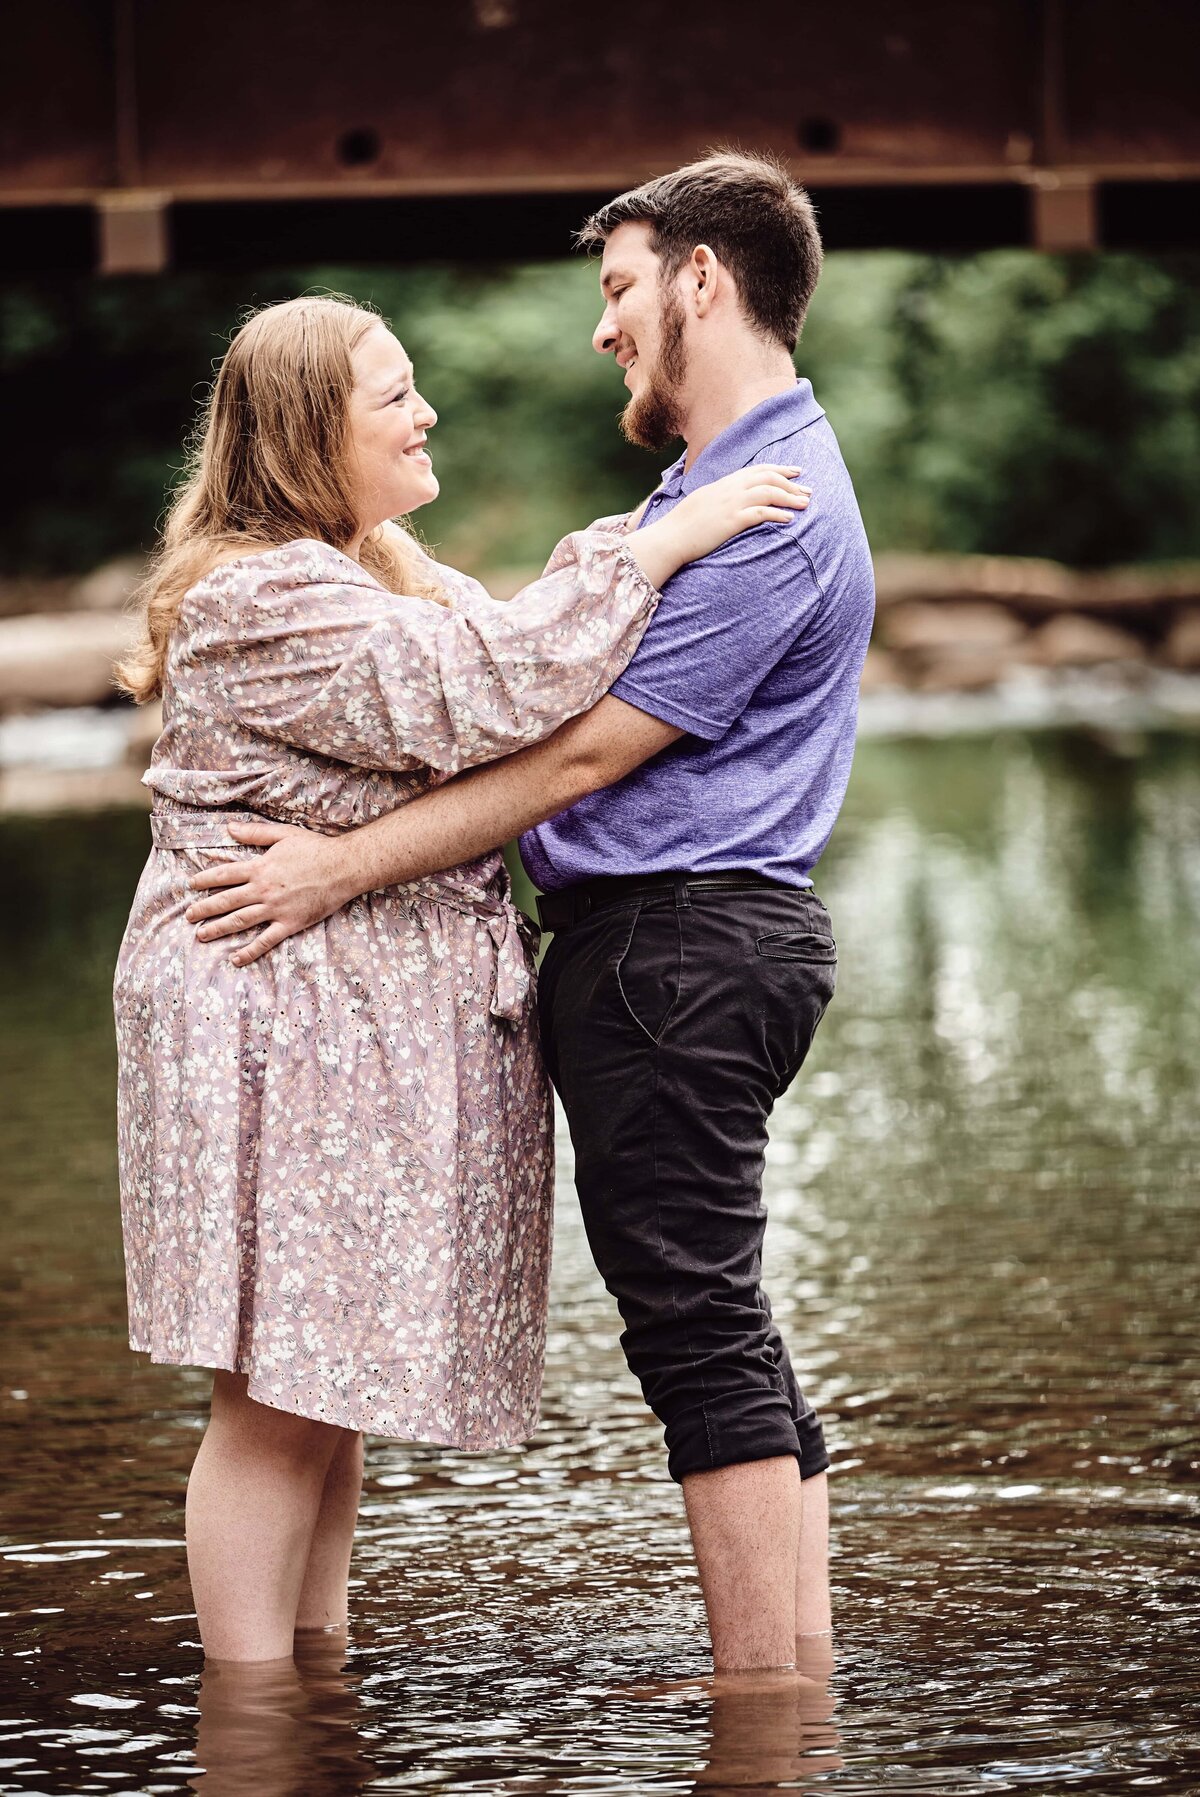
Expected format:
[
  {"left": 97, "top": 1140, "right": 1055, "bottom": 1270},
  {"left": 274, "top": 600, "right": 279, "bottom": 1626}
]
[
  {"left": 409, "top": 881, "right": 538, "bottom": 1024},
  {"left": 484, "top": 901, "right": 537, "bottom": 1022}
]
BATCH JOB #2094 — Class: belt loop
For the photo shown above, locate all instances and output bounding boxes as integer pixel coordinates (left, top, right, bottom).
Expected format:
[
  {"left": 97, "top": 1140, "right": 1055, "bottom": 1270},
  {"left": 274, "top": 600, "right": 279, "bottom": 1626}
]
[{"left": 673, "top": 877, "right": 692, "bottom": 910}]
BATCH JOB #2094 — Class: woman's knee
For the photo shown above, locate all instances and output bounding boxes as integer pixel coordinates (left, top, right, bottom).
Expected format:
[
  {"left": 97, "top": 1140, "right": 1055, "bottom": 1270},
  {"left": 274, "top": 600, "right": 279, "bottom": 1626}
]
[{"left": 209, "top": 1372, "right": 347, "bottom": 1471}]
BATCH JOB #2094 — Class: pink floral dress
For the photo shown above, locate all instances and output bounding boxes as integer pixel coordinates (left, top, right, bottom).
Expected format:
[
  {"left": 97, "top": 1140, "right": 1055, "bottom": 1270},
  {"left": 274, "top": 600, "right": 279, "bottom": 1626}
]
[{"left": 114, "top": 530, "right": 657, "bottom": 1446}]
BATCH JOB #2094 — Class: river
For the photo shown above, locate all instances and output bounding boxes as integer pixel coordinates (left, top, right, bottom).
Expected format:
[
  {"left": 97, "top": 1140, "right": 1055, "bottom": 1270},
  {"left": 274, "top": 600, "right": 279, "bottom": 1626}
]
[{"left": 1, "top": 728, "right": 1197, "bottom": 1794}]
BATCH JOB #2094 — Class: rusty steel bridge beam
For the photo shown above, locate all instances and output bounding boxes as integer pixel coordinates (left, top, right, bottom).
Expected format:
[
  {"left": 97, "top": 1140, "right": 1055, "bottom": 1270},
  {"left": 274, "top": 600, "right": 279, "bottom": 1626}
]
[{"left": 2, "top": 0, "right": 1198, "bottom": 273}]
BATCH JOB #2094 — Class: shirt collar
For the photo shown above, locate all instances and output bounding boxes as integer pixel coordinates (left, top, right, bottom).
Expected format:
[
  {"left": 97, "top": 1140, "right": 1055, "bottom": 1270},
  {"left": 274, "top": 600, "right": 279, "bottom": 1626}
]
[{"left": 655, "top": 380, "right": 825, "bottom": 499}]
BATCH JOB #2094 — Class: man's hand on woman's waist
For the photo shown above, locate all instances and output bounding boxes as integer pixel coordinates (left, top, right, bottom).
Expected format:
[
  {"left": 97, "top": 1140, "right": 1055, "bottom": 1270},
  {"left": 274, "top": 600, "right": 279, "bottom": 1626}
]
[
  {"left": 186, "top": 694, "right": 682, "bottom": 965},
  {"left": 186, "top": 822, "right": 357, "bottom": 965}
]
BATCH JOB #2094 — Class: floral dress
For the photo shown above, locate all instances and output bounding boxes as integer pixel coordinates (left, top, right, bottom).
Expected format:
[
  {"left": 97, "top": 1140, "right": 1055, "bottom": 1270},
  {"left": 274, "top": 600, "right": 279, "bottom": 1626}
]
[{"left": 114, "top": 530, "right": 657, "bottom": 1446}]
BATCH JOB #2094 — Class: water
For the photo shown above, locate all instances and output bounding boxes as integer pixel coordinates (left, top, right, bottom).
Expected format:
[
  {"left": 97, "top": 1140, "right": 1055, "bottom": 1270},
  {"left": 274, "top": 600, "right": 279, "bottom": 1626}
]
[{"left": 1, "top": 729, "right": 1198, "bottom": 1795}]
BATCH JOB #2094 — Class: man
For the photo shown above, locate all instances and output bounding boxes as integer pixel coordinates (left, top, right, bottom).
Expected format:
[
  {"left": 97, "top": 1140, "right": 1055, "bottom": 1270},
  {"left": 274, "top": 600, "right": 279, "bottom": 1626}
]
[{"left": 186, "top": 151, "right": 875, "bottom": 1673}]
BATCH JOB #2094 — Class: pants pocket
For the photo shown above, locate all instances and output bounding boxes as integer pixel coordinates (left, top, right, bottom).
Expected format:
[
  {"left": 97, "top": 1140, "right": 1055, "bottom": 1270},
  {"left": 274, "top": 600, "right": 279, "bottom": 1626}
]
[
  {"left": 755, "top": 928, "right": 837, "bottom": 963},
  {"left": 616, "top": 901, "right": 683, "bottom": 1046}
]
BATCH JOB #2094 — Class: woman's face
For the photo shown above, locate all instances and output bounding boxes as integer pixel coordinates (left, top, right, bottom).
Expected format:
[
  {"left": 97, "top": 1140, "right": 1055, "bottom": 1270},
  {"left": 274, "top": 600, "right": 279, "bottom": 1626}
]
[{"left": 346, "top": 324, "right": 439, "bottom": 527}]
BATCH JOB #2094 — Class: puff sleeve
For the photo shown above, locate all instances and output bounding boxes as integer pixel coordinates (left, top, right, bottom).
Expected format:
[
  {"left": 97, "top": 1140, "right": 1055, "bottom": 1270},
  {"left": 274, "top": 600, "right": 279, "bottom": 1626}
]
[{"left": 186, "top": 533, "right": 659, "bottom": 776}]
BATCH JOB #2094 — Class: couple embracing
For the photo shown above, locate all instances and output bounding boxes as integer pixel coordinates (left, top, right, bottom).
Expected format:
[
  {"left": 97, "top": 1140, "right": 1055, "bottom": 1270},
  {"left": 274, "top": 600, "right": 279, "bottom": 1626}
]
[{"left": 114, "top": 151, "right": 875, "bottom": 1675}]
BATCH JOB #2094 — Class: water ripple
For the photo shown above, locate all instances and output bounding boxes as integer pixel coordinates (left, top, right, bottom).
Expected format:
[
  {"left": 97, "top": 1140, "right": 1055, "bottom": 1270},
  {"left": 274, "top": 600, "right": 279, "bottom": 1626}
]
[{"left": 1, "top": 734, "right": 1198, "bottom": 1793}]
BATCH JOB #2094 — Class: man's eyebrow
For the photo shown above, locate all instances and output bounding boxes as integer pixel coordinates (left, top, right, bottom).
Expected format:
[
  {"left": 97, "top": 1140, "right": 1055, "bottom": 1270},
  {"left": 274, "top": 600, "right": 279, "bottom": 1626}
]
[{"left": 600, "top": 268, "right": 633, "bottom": 295}]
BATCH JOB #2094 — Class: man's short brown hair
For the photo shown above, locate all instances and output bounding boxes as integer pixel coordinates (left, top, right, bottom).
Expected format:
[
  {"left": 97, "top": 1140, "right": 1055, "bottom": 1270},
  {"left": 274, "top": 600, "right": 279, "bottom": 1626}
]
[{"left": 578, "top": 150, "right": 823, "bottom": 354}]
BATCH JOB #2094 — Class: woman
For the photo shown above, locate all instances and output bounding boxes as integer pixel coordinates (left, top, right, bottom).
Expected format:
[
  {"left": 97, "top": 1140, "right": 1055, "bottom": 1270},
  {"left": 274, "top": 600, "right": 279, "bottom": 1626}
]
[{"left": 113, "top": 293, "right": 809, "bottom": 1662}]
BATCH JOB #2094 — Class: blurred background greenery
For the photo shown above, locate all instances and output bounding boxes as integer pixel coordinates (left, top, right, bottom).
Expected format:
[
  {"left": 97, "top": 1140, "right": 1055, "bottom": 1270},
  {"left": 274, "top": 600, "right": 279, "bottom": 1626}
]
[{"left": 4, "top": 250, "right": 1199, "bottom": 579}]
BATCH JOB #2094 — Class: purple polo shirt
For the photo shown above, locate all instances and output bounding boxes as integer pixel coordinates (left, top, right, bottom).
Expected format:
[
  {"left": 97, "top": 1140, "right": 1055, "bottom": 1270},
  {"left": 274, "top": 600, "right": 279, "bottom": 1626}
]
[{"left": 519, "top": 380, "right": 874, "bottom": 892}]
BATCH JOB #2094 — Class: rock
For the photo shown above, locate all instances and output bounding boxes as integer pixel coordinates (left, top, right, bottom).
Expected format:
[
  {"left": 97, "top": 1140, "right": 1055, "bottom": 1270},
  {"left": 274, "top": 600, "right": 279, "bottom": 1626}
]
[
  {"left": 1023, "top": 615, "right": 1146, "bottom": 667},
  {"left": 874, "top": 552, "right": 1200, "bottom": 619},
  {"left": 1085, "top": 565, "right": 1200, "bottom": 610},
  {"left": 873, "top": 552, "right": 1079, "bottom": 611},
  {"left": 911, "top": 650, "right": 1008, "bottom": 692},
  {"left": 0, "top": 613, "right": 138, "bottom": 712},
  {"left": 859, "top": 645, "right": 902, "bottom": 692},
  {"left": 880, "top": 602, "right": 1025, "bottom": 691},
  {"left": 75, "top": 556, "right": 145, "bottom": 612},
  {"left": 881, "top": 601, "right": 1026, "bottom": 653},
  {"left": 0, "top": 576, "right": 76, "bottom": 619},
  {"left": 1162, "top": 609, "right": 1200, "bottom": 670}
]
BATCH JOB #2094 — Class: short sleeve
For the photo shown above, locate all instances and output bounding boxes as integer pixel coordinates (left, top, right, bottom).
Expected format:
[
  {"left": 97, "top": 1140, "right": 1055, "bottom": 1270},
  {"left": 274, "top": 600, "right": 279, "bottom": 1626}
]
[{"left": 610, "top": 524, "right": 823, "bottom": 741}]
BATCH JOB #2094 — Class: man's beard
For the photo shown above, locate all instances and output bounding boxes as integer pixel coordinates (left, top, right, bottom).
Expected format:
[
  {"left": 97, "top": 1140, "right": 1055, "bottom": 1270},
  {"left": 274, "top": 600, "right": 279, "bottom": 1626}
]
[{"left": 620, "top": 286, "right": 688, "bottom": 453}]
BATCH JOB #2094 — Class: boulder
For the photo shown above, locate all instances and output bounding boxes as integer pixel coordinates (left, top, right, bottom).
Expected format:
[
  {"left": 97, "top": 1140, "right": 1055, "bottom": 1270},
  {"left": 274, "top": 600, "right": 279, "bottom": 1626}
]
[
  {"left": 881, "top": 601, "right": 1026, "bottom": 654},
  {"left": 911, "top": 649, "right": 1008, "bottom": 692},
  {"left": 0, "top": 575, "right": 76, "bottom": 619},
  {"left": 873, "top": 552, "right": 1079, "bottom": 611},
  {"left": 0, "top": 764, "right": 150, "bottom": 815},
  {"left": 1023, "top": 615, "right": 1146, "bottom": 667},
  {"left": 1161, "top": 609, "right": 1200, "bottom": 671},
  {"left": 874, "top": 551, "right": 1200, "bottom": 619},
  {"left": 0, "top": 613, "right": 137, "bottom": 712}
]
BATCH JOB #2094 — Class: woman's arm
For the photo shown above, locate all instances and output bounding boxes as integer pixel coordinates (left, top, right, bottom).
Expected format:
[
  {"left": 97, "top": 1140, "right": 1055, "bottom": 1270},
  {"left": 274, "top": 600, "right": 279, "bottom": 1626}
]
[
  {"left": 212, "top": 533, "right": 660, "bottom": 777},
  {"left": 217, "top": 469, "right": 807, "bottom": 777}
]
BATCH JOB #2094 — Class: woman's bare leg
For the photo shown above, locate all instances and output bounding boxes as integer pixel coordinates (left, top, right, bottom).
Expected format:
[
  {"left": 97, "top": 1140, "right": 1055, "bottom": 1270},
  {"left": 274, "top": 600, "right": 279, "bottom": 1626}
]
[
  {"left": 294, "top": 1428, "right": 364, "bottom": 1631},
  {"left": 185, "top": 1371, "right": 348, "bottom": 1661}
]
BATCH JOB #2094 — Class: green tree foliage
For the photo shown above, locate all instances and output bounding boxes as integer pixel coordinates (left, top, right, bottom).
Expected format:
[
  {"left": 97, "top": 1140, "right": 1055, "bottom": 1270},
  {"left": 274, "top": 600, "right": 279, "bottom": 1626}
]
[
  {"left": 1, "top": 251, "right": 1197, "bottom": 576},
  {"left": 824, "top": 253, "right": 1200, "bottom": 567}
]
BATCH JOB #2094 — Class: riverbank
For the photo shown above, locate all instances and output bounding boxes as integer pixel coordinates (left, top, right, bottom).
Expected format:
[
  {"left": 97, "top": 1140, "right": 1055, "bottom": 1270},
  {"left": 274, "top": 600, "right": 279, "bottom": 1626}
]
[
  {"left": 2, "top": 551, "right": 1199, "bottom": 812},
  {"left": 864, "top": 552, "right": 1200, "bottom": 692}
]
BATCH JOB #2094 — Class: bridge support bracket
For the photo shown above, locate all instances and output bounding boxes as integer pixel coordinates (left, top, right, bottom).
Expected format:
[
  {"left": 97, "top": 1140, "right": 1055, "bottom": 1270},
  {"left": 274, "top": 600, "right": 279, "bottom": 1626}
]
[
  {"left": 1030, "top": 172, "right": 1098, "bottom": 251},
  {"left": 97, "top": 191, "right": 170, "bottom": 275}
]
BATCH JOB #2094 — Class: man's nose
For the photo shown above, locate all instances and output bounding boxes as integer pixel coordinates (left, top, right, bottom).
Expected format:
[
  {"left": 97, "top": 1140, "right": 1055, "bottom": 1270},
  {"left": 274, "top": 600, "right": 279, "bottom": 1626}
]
[{"left": 593, "top": 308, "right": 618, "bottom": 356}]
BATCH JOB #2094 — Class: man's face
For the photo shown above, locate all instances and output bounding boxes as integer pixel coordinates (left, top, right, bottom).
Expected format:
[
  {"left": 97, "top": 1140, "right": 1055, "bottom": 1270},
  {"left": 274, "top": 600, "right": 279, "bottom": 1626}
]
[{"left": 592, "top": 222, "right": 689, "bottom": 452}]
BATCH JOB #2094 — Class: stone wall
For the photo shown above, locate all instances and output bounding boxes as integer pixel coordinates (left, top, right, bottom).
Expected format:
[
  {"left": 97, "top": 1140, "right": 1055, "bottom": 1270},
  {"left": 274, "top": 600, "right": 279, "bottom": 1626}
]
[
  {"left": 866, "top": 553, "right": 1200, "bottom": 692},
  {"left": 2, "top": 551, "right": 1199, "bottom": 722}
]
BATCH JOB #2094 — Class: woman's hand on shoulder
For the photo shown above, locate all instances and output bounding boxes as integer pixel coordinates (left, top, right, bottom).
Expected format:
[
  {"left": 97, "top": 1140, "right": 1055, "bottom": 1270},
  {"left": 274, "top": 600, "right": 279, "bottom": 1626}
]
[
  {"left": 668, "top": 465, "right": 811, "bottom": 563},
  {"left": 614, "top": 466, "right": 810, "bottom": 591}
]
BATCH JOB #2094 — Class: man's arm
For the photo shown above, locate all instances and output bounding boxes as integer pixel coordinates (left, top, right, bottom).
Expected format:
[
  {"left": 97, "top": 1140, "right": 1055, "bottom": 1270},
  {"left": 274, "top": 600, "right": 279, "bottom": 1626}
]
[{"left": 187, "top": 695, "right": 681, "bottom": 965}]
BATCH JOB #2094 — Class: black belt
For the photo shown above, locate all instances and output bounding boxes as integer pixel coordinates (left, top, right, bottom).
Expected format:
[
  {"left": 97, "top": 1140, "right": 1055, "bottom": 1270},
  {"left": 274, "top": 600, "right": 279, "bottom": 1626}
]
[{"left": 535, "top": 869, "right": 789, "bottom": 933}]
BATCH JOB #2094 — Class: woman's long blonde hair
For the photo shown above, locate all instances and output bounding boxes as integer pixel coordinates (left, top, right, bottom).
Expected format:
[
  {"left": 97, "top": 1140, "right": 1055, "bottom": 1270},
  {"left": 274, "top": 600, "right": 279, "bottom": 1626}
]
[{"left": 116, "top": 293, "right": 443, "bottom": 703}]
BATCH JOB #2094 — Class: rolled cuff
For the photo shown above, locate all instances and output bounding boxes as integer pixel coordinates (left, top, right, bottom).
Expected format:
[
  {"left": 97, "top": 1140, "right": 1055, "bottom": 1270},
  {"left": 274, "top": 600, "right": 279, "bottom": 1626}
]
[{"left": 664, "top": 1391, "right": 831, "bottom": 1484}]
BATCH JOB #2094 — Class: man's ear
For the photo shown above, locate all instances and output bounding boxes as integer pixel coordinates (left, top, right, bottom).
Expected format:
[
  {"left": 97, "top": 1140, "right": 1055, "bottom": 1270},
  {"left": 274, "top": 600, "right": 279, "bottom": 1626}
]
[{"left": 690, "top": 244, "right": 720, "bottom": 317}]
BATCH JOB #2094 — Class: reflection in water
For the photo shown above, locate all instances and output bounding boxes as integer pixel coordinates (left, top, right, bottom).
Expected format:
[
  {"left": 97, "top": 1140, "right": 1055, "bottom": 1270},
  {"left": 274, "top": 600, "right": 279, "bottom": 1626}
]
[
  {"left": 694, "top": 1665, "right": 842, "bottom": 1793},
  {"left": 1, "top": 731, "right": 1198, "bottom": 1793},
  {"left": 191, "top": 1635, "right": 375, "bottom": 1796},
  {"left": 679, "top": 1645, "right": 842, "bottom": 1794}
]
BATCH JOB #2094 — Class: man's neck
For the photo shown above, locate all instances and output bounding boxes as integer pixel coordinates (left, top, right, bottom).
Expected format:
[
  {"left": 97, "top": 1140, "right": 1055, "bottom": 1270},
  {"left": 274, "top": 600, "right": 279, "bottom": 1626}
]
[{"left": 680, "top": 361, "right": 798, "bottom": 472}]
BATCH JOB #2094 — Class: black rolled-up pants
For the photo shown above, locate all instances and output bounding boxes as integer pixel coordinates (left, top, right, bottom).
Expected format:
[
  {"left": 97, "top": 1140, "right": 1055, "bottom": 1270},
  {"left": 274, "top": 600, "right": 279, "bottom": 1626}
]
[{"left": 536, "top": 875, "right": 835, "bottom": 1485}]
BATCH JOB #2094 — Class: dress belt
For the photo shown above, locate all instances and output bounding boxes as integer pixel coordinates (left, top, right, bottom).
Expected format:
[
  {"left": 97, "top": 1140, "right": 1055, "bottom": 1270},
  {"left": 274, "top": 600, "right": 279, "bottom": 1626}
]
[
  {"left": 150, "top": 809, "right": 266, "bottom": 849},
  {"left": 149, "top": 808, "right": 536, "bottom": 1025}
]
